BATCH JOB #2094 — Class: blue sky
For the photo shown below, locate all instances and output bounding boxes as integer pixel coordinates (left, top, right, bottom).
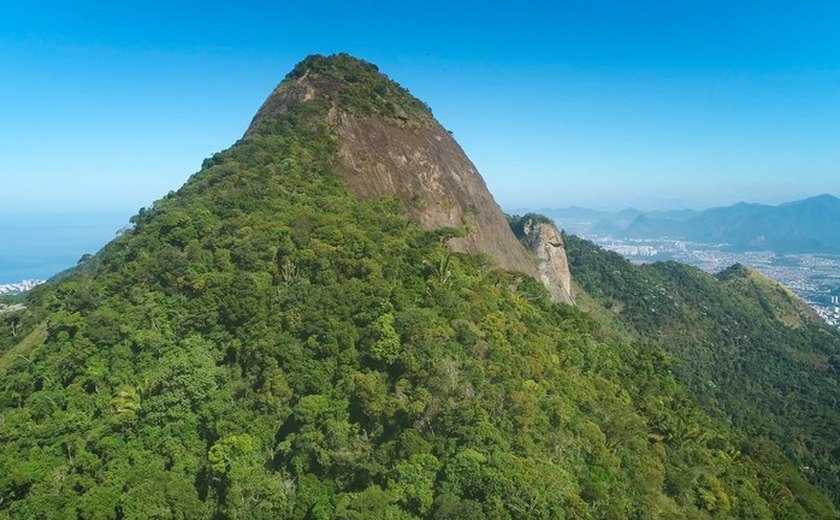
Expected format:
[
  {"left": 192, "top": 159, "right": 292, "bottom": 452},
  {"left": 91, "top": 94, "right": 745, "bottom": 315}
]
[{"left": 2, "top": 0, "right": 840, "bottom": 214}]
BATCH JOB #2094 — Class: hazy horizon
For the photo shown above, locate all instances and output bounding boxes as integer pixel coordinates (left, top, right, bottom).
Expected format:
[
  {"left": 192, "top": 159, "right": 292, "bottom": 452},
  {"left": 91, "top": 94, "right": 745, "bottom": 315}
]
[
  {"left": 510, "top": 191, "right": 840, "bottom": 214},
  {"left": 3, "top": 2, "right": 840, "bottom": 214},
  {"left": 0, "top": 211, "right": 132, "bottom": 285},
  {"left": 5, "top": 190, "right": 836, "bottom": 217},
  {"left": 3, "top": 190, "right": 837, "bottom": 285}
]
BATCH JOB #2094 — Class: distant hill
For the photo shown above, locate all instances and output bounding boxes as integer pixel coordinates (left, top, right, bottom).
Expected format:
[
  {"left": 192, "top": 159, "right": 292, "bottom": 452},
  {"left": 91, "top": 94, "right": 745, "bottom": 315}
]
[
  {"left": 538, "top": 207, "right": 642, "bottom": 235},
  {"left": 565, "top": 234, "right": 840, "bottom": 508},
  {"left": 621, "top": 194, "right": 840, "bottom": 253},
  {"left": 540, "top": 206, "right": 699, "bottom": 237},
  {"left": 642, "top": 209, "right": 700, "bottom": 222},
  {"left": 540, "top": 195, "right": 840, "bottom": 254}
]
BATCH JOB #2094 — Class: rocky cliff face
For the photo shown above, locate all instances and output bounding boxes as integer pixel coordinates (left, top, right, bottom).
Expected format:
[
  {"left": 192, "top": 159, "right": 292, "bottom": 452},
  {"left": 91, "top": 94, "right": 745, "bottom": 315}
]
[
  {"left": 246, "top": 55, "right": 572, "bottom": 290},
  {"left": 330, "top": 112, "right": 541, "bottom": 278},
  {"left": 514, "top": 217, "right": 575, "bottom": 304}
]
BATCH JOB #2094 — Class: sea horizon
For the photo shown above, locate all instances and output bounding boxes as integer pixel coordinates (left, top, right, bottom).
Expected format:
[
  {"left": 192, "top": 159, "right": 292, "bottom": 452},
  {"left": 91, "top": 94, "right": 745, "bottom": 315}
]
[{"left": 0, "top": 211, "right": 133, "bottom": 285}]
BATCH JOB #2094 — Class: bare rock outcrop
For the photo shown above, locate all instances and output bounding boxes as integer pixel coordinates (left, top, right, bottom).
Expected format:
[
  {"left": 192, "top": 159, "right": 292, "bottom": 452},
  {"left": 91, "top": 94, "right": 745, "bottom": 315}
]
[
  {"left": 514, "top": 217, "right": 575, "bottom": 305},
  {"left": 246, "top": 54, "right": 577, "bottom": 302},
  {"left": 330, "top": 111, "right": 539, "bottom": 277},
  {"left": 246, "top": 54, "right": 538, "bottom": 279}
]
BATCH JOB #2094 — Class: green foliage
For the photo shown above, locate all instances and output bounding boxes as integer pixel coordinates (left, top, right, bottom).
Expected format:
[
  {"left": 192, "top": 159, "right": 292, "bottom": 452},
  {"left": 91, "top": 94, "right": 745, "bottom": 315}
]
[
  {"left": 506, "top": 212, "right": 556, "bottom": 241},
  {"left": 0, "top": 296, "right": 43, "bottom": 356},
  {"left": 208, "top": 434, "right": 255, "bottom": 475},
  {"left": 565, "top": 232, "right": 840, "bottom": 513},
  {"left": 0, "top": 74, "right": 836, "bottom": 519},
  {"left": 370, "top": 313, "right": 401, "bottom": 365},
  {"left": 281, "top": 53, "right": 434, "bottom": 127}
]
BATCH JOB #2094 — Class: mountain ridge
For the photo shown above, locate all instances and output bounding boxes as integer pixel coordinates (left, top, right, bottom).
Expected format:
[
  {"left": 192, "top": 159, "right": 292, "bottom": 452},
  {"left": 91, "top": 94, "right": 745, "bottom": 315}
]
[
  {"left": 565, "top": 233, "right": 840, "bottom": 507},
  {"left": 0, "top": 54, "right": 837, "bottom": 518},
  {"left": 620, "top": 194, "right": 840, "bottom": 252},
  {"left": 246, "top": 54, "right": 566, "bottom": 293}
]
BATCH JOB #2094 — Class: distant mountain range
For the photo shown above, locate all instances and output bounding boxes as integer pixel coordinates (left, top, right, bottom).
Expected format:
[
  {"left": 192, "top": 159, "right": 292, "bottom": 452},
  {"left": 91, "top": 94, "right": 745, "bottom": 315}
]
[{"left": 540, "top": 194, "right": 840, "bottom": 253}]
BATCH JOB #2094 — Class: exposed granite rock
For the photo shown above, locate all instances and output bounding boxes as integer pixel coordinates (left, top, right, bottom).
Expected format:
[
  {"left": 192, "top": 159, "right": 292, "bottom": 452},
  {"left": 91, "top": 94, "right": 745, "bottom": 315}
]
[
  {"left": 246, "top": 54, "right": 539, "bottom": 279},
  {"left": 515, "top": 217, "right": 575, "bottom": 305},
  {"left": 329, "top": 112, "right": 539, "bottom": 277}
]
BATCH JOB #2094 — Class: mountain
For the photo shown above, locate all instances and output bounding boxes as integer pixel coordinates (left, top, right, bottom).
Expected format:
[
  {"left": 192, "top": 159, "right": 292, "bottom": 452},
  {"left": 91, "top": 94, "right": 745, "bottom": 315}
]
[
  {"left": 590, "top": 208, "right": 643, "bottom": 236},
  {"left": 1, "top": 54, "right": 838, "bottom": 518},
  {"left": 593, "top": 209, "right": 699, "bottom": 238},
  {"left": 540, "top": 206, "right": 694, "bottom": 237},
  {"left": 621, "top": 195, "right": 840, "bottom": 252},
  {"left": 243, "top": 55, "right": 578, "bottom": 304},
  {"left": 565, "top": 234, "right": 840, "bottom": 508},
  {"left": 642, "top": 209, "right": 700, "bottom": 222},
  {"left": 247, "top": 55, "right": 540, "bottom": 278},
  {"left": 612, "top": 207, "right": 645, "bottom": 225},
  {"left": 715, "top": 263, "right": 823, "bottom": 327}
]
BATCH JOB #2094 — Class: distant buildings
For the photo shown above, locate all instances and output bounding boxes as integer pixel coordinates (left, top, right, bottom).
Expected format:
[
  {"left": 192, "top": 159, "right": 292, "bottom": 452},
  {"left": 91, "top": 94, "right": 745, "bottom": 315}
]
[
  {"left": 0, "top": 279, "right": 44, "bottom": 296},
  {"left": 610, "top": 245, "right": 658, "bottom": 257}
]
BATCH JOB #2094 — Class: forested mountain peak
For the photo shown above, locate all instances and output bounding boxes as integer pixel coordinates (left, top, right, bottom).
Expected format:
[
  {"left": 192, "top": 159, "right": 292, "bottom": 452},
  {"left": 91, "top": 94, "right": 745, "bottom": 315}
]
[
  {"left": 714, "top": 262, "right": 752, "bottom": 280},
  {"left": 246, "top": 53, "right": 435, "bottom": 135},
  {"left": 1, "top": 56, "right": 838, "bottom": 518},
  {"left": 565, "top": 233, "right": 840, "bottom": 511},
  {"left": 247, "top": 53, "right": 551, "bottom": 290}
]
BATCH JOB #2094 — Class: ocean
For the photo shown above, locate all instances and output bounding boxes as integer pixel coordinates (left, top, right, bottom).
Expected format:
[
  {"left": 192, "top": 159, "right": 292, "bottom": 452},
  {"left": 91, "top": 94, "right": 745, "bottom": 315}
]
[{"left": 0, "top": 212, "right": 133, "bottom": 285}]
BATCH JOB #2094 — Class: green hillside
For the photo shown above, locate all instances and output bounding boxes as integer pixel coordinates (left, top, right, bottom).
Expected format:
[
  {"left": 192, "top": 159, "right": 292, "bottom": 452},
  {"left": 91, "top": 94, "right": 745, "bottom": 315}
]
[
  {"left": 565, "top": 233, "right": 840, "bottom": 509},
  {"left": 0, "top": 296, "right": 43, "bottom": 360},
  {"left": 0, "top": 55, "right": 837, "bottom": 519}
]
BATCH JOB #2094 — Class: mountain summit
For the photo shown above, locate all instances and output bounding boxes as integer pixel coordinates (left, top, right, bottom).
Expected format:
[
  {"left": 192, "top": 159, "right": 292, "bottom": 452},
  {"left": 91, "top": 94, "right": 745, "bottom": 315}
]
[
  {"left": 246, "top": 54, "right": 436, "bottom": 134},
  {"left": 1, "top": 54, "right": 837, "bottom": 518},
  {"left": 246, "top": 54, "right": 574, "bottom": 302}
]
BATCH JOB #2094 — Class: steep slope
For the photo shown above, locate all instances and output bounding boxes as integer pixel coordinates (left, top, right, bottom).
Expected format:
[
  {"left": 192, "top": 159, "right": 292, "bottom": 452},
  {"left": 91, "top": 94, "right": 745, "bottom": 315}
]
[
  {"left": 247, "top": 54, "right": 540, "bottom": 282},
  {"left": 0, "top": 55, "right": 836, "bottom": 519},
  {"left": 0, "top": 295, "right": 43, "bottom": 358},
  {"left": 565, "top": 233, "right": 840, "bottom": 507}
]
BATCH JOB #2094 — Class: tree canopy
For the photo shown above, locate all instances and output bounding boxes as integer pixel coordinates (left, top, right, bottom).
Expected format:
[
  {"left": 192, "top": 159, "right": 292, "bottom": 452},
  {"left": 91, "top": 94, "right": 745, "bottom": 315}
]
[{"left": 1, "top": 55, "right": 838, "bottom": 519}]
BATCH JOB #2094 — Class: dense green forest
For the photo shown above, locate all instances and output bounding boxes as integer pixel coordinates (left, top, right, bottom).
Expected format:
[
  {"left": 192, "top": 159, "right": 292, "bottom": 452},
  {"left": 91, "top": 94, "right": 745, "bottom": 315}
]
[
  {"left": 0, "top": 296, "right": 43, "bottom": 361},
  {"left": 565, "top": 233, "right": 840, "bottom": 510},
  {"left": 1, "top": 55, "right": 837, "bottom": 518}
]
